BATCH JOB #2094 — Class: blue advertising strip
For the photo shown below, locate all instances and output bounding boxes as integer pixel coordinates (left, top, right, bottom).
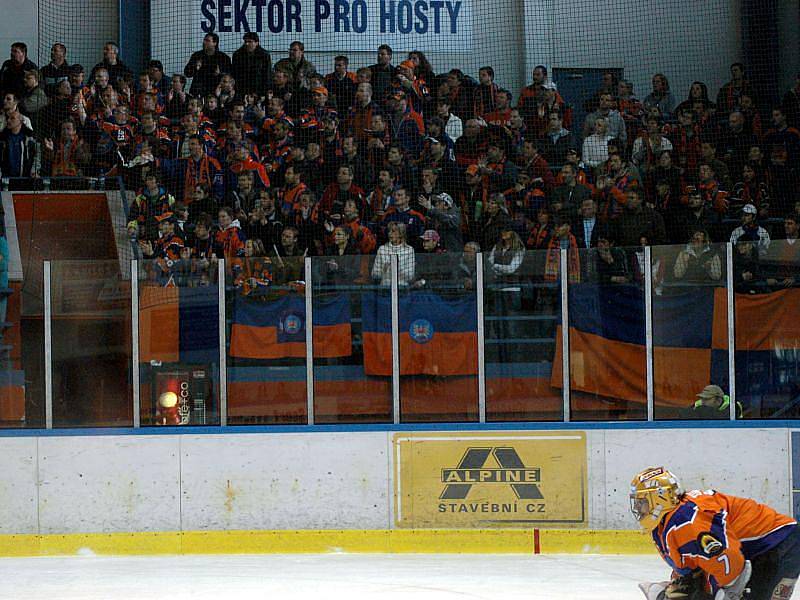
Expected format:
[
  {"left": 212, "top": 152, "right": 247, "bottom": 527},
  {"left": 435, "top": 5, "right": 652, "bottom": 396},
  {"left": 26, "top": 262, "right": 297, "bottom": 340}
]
[
  {"left": 2, "top": 421, "right": 800, "bottom": 437},
  {"left": 793, "top": 432, "right": 800, "bottom": 520}
]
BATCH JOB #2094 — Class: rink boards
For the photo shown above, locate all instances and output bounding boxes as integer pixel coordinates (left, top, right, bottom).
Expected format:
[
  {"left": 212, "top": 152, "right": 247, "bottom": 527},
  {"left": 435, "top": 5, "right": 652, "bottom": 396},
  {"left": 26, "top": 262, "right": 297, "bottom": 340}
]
[{"left": 0, "top": 425, "right": 794, "bottom": 556}]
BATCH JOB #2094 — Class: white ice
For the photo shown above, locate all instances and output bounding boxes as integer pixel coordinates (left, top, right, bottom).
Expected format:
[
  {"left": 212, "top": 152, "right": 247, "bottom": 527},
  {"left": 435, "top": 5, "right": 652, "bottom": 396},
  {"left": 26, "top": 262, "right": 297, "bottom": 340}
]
[{"left": 0, "top": 553, "right": 667, "bottom": 599}]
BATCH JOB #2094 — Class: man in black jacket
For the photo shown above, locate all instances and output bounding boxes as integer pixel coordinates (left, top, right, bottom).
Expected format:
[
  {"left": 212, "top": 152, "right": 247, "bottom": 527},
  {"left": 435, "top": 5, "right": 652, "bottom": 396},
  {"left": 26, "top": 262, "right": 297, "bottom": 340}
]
[
  {"left": 551, "top": 163, "right": 592, "bottom": 220},
  {"left": 613, "top": 188, "right": 666, "bottom": 247},
  {"left": 666, "top": 186, "right": 718, "bottom": 244},
  {"left": 90, "top": 42, "right": 133, "bottom": 86},
  {"left": 0, "top": 42, "right": 38, "bottom": 99},
  {"left": 368, "top": 45, "right": 395, "bottom": 107},
  {"left": 538, "top": 112, "right": 576, "bottom": 169},
  {"left": 184, "top": 33, "right": 232, "bottom": 98},
  {"left": 574, "top": 198, "right": 600, "bottom": 249},
  {"left": 41, "top": 43, "right": 70, "bottom": 97},
  {"left": 231, "top": 32, "right": 271, "bottom": 98}
]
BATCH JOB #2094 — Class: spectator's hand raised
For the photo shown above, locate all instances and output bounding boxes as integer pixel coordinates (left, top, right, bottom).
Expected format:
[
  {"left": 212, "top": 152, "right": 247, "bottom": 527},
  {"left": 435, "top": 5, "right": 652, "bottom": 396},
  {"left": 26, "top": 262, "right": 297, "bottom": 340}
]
[
  {"left": 44, "top": 138, "right": 54, "bottom": 152},
  {"left": 418, "top": 195, "right": 431, "bottom": 210}
]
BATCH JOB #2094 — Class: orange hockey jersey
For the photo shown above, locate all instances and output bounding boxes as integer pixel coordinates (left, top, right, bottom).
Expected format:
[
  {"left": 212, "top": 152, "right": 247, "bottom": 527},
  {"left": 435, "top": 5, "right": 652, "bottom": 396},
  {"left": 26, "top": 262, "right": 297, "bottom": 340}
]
[{"left": 653, "top": 490, "right": 796, "bottom": 592}]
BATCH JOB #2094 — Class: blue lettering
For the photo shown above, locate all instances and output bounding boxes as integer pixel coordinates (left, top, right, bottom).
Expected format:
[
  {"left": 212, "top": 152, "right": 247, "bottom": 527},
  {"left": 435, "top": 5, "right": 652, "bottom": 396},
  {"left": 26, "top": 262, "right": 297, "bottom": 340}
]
[
  {"left": 397, "top": 0, "right": 412, "bottom": 33},
  {"left": 445, "top": 0, "right": 460, "bottom": 33},
  {"left": 414, "top": 0, "right": 428, "bottom": 33},
  {"left": 218, "top": 0, "right": 233, "bottom": 32},
  {"left": 380, "top": 0, "right": 395, "bottom": 33},
  {"left": 201, "top": 0, "right": 217, "bottom": 32},
  {"left": 351, "top": 0, "right": 367, "bottom": 32},
  {"left": 287, "top": 0, "right": 302, "bottom": 31},
  {"left": 234, "top": 0, "right": 251, "bottom": 31},
  {"left": 334, "top": 0, "right": 350, "bottom": 32},
  {"left": 252, "top": 0, "right": 266, "bottom": 30},
  {"left": 315, "top": 0, "right": 330, "bottom": 32},
  {"left": 267, "top": 0, "right": 283, "bottom": 32},
  {"left": 429, "top": 0, "right": 443, "bottom": 32}
]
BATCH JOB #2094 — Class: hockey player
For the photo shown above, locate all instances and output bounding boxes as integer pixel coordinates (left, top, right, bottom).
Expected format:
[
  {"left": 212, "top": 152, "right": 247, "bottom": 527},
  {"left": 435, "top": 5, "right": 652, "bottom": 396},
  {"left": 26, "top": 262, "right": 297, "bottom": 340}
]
[{"left": 632, "top": 467, "right": 800, "bottom": 600}]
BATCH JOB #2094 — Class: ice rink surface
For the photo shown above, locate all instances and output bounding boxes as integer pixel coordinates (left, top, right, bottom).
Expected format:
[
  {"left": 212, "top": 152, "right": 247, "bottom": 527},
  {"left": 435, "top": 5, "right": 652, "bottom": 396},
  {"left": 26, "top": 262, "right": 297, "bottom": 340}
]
[{"left": 0, "top": 553, "right": 667, "bottom": 599}]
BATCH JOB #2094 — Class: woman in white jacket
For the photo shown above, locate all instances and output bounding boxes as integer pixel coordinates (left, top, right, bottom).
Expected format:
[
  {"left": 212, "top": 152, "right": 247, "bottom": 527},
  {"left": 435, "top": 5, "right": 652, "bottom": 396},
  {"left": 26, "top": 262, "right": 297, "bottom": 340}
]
[
  {"left": 486, "top": 228, "right": 526, "bottom": 360},
  {"left": 372, "top": 222, "right": 415, "bottom": 286}
]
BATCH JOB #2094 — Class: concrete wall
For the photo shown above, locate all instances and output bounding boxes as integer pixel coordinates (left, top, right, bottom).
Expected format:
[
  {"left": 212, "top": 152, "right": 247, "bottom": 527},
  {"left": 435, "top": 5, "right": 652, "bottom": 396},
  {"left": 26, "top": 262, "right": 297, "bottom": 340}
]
[
  {"left": 0, "top": 3, "right": 39, "bottom": 69},
  {"left": 35, "top": 0, "right": 119, "bottom": 77},
  {"left": 0, "top": 427, "right": 791, "bottom": 535},
  {"left": 546, "top": 0, "right": 742, "bottom": 106}
]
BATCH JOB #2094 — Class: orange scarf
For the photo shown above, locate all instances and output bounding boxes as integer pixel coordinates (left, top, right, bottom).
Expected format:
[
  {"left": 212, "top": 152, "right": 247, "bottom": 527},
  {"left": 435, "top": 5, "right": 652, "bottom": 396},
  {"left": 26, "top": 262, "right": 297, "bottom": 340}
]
[{"left": 544, "top": 235, "right": 580, "bottom": 282}]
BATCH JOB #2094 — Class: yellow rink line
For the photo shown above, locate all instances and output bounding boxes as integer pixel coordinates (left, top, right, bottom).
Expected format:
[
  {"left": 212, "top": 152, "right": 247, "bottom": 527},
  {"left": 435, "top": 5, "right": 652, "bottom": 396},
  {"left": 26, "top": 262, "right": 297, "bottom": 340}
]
[{"left": 0, "top": 529, "right": 653, "bottom": 557}]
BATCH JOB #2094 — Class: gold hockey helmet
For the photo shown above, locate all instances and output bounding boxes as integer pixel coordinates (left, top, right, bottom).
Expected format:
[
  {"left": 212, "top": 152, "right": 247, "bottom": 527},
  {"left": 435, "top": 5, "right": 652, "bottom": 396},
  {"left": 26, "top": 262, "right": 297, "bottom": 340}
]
[{"left": 630, "top": 467, "right": 683, "bottom": 531}]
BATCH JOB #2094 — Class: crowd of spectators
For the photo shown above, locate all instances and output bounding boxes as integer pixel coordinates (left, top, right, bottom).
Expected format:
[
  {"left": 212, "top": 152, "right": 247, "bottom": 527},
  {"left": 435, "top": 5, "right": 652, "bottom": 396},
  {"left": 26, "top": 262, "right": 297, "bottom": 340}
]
[{"left": 1, "top": 36, "right": 799, "bottom": 293}]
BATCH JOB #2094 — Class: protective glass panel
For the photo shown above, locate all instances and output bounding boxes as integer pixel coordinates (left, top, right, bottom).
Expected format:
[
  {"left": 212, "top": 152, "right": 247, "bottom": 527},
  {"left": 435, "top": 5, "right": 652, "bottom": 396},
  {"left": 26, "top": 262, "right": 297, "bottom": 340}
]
[
  {"left": 652, "top": 242, "right": 729, "bottom": 420},
  {"left": 226, "top": 255, "right": 308, "bottom": 424},
  {"left": 569, "top": 245, "right": 646, "bottom": 420},
  {"left": 735, "top": 238, "right": 800, "bottom": 419},
  {"left": 311, "top": 254, "right": 392, "bottom": 423},
  {"left": 399, "top": 251, "right": 478, "bottom": 423},
  {"left": 50, "top": 260, "right": 132, "bottom": 427},
  {"left": 484, "top": 248, "right": 562, "bottom": 421},
  {"left": 138, "top": 258, "right": 220, "bottom": 426},
  {"left": 0, "top": 250, "right": 41, "bottom": 428}
]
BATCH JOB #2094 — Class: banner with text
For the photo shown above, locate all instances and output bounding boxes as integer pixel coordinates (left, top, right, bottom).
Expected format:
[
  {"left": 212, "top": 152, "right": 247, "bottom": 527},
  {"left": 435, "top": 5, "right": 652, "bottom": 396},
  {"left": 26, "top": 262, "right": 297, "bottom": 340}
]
[
  {"left": 154, "top": 0, "right": 473, "bottom": 55},
  {"left": 393, "top": 432, "right": 587, "bottom": 528}
]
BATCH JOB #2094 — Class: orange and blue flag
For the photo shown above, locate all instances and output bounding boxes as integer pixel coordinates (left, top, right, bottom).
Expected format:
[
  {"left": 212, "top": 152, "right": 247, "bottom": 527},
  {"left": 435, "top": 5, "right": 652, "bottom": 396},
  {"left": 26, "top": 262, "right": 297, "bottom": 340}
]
[
  {"left": 139, "top": 285, "right": 219, "bottom": 364},
  {"left": 362, "top": 292, "right": 478, "bottom": 376},
  {"left": 552, "top": 284, "right": 725, "bottom": 405},
  {"left": 229, "top": 294, "right": 352, "bottom": 359}
]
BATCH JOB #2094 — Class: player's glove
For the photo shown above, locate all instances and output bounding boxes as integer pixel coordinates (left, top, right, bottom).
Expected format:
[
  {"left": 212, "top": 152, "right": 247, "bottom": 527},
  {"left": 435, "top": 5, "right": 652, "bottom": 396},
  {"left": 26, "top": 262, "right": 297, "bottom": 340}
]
[
  {"left": 714, "top": 560, "right": 752, "bottom": 600},
  {"left": 666, "top": 570, "right": 708, "bottom": 599},
  {"left": 639, "top": 571, "right": 712, "bottom": 600},
  {"left": 639, "top": 581, "right": 669, "bottom": 600}
]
